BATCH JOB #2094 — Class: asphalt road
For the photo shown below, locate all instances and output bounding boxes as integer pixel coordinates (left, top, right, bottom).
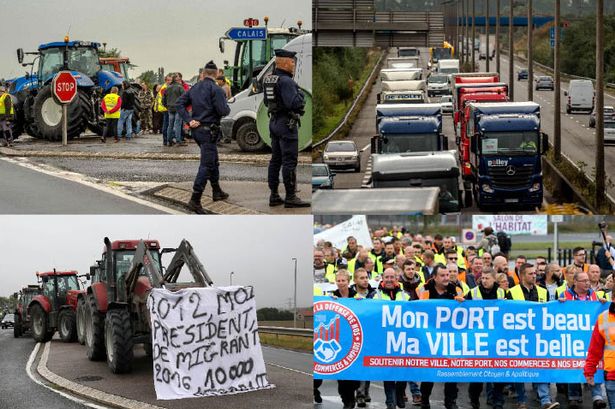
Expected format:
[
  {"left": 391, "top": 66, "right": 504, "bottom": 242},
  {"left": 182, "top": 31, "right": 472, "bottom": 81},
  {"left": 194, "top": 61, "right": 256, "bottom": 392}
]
[
  {"left": 28, "top": 157, "right": 311, "bottom": 184},
  {"left": 0, "top": 158, "right": 165, "bottom": 214},
  {"left": 316, "top": 379, "right": 600, "bottom": 408},
  {"left": 0, "top": 329, "right": 86, "bottom": 409}
]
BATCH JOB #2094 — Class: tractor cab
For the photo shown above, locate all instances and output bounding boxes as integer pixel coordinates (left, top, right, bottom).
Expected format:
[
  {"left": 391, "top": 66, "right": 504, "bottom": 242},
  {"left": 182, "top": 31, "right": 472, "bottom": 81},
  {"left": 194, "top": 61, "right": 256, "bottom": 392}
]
[
  {"left": 36, "top": 270, "right": 80, "bottom": 311},
  {"left": 219, "top": 18, "right": 306, "bottom": 94},
  {"left": 99, "top": 57, "right": 133, "bottom": 81}
]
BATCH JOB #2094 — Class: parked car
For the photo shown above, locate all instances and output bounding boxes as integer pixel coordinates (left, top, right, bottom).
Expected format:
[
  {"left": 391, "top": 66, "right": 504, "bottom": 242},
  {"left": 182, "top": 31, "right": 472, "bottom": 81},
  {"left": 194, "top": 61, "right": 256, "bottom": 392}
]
[
  {"left": 440, "top": 95, "right": 453, "bottom": 113},
  {"left": 589, "top": 106, "right": 615, "bottom": 128},
  {"left": 323, "top": 140, "right": 361, "bottom": 172},
  {"left": 604, "top": 121, "right": 615, "bottom": 144},
  {"left": 517, "top": 69, "right": 529, "bottom": 81},
  {"left": 1, "top": 313, "right": 15, "bottom": 329},
  {"left": 565, "top": 79, "right": 595, "bottom": 114},
  {"left": 312, "top": 163, "right": 336, "bottom": 191},
  {"left": 535, "top": 76, "right": 554, "bottom": 91}
]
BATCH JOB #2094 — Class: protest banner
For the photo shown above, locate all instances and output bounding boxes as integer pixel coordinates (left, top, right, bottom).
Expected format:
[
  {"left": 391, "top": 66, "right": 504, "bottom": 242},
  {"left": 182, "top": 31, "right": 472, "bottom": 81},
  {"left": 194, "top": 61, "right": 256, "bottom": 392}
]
[
  {"left": 313, "top": 298, "right": 607, "bottom": 382},
  {"left": 147, "top": 286, "right": 275, "bottom": 400},
  {"left": 314, "top": 215, "right": 372, "bottom": 250},
  {"left": 472, "top": 215, "right": 548, "bottom": 235}
]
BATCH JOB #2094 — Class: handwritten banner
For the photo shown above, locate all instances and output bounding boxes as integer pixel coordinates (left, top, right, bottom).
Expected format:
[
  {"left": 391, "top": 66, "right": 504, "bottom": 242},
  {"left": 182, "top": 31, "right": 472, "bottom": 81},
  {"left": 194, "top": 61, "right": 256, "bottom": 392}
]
[
  {"left": 313, "top": 298, "right": 607, "bottom": 382},
  {"left": 147, "top": 287, "right": 275, "bottom": 399},
  {"left": 314, "top": 215, "right": 373, "bottom": 250}
]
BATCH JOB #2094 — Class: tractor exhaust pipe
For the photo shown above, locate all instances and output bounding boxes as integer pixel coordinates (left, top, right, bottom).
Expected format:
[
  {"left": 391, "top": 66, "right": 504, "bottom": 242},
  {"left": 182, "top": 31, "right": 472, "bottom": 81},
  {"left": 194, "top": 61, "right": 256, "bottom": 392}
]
[{"left": 104, "top": 237, "right": 114, "bottom": 303}]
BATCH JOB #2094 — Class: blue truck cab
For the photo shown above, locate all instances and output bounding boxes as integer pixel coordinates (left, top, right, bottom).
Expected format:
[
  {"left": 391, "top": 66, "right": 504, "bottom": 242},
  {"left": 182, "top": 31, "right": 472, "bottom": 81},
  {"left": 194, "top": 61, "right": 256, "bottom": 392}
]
[
  {"left": 372, "top": 103, "right": 446, "bottom": 154},
  {"left": 467, "top": 102, "right": 549, "bottom": 209}
]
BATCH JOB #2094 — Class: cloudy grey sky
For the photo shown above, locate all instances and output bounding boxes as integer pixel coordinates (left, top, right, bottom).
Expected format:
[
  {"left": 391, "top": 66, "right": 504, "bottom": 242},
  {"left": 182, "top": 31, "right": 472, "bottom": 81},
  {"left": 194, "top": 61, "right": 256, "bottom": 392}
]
[
  {"left": 0, "top": 216, "right": 312, "bottom": 309},
  {"left": 0, "top": 0, "right": 311, "bottom": 80}
]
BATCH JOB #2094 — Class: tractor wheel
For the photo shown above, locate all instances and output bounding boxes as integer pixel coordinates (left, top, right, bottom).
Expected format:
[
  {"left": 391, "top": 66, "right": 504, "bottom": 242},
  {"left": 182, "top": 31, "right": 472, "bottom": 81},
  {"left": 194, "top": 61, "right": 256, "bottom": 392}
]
[
  {"left": 236, "top": 121, "right": 266, "bottom": 152},
  {"left": 105, "top": 309, "right": 133, "bottom": 374},
  {"left": 32, "top": 85, "right": 87, "bottom": 141},
  {"left": 85, "top": 294, "right": 106, "bottom": 361},
  {"left": 31, "top": 304, "right": 53, "bottom": 343},
  {"left": 76, "top": 297, "right": 87, "bottom": 345},
  {"left": 58, "top": 309, "right": 77, "bottom": 343}
]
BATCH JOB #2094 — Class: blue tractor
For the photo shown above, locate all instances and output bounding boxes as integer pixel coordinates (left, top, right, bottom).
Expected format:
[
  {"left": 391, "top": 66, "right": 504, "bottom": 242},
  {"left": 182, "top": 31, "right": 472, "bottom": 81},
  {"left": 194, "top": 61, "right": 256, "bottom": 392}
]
[{"left": 10, "top": 39, "right": 124, "bottom": 141}]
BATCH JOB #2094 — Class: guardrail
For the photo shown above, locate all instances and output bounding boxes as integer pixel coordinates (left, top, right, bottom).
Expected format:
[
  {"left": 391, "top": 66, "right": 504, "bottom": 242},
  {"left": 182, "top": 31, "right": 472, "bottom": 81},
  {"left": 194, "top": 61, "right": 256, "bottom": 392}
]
[
  {"left": 313, "top": 50, "right": 386, "bottom": 149},
  {"left": 259, "top": 326, "right": 312, "bottom": 338}
]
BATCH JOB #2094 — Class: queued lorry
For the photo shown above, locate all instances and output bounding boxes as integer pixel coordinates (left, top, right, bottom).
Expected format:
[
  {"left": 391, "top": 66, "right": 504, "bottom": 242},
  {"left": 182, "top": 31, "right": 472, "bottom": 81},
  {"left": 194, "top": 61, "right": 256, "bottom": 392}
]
[
  {"left": 466, "top": 102, "right": 549, "bottom": 210},
  {"left": 380, "top": 68, "right": 422, "bottom": 82},
  {"left": 436, "top": 59, "right": 459, "bottom": 75},
  {"left": 386, "top": 56, "right": 420, "bottom": 69},
  {"left": 377, "top": 80, "right": 427, "bottom": 104}
]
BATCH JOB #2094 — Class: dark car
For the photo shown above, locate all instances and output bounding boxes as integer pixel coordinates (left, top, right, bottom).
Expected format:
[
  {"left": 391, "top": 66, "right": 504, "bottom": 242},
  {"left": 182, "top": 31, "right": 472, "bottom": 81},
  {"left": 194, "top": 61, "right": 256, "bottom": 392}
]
[
  {"left": 312, "top": 163, "right": 336, "bottom": 191},
  {"left": 589, "top": 106, "right": 615, "bottom": 128},
  {"left": 535, "top": 76, "right": 554, "bottom": 91},
  {"left": 1, "top": 313, "right": 15, "bottom": 329},
  {"left": 517, "top": 69, "right": 529, "bottom": 81}
]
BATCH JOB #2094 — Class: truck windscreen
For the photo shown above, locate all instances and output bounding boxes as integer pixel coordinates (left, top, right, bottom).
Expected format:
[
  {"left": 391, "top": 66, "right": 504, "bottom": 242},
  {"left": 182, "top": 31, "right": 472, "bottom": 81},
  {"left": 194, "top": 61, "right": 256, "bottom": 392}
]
[
  {"left": 382, "top": 134, "right": 439, "bottom": 153},
  {"left": 481, "top": 131, "right": 539, "bottom": 155}
]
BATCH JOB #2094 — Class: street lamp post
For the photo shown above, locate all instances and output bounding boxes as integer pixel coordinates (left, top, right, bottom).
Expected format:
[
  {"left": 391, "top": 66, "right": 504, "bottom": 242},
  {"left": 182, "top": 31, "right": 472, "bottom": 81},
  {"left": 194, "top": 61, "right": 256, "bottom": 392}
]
[
  {"left": 292, "top": 257, "right": 298, "bottom": 328},
  {"left": 486, "top": 0, "right": 490, "bottom": 72},
  {"left": 229, "top": 271, "right": 234, "bottom": 285},
  {"left": 554, "top": 0, "right": 561, "bottom": 161},
  {"left": 496, "top": 0, "right": 501, "bottom": 74},
  {"left": 596, "top": 0, "right": 605, "bottom": 210},
  {"left": 527, "top": 0, "right": 534, "bottom": 101},
  {"left": 472, "top": 0, "right": 476, "bottom": 71},
  {"left": 509, "top": 0, "right": 515, "bottom": 101}
]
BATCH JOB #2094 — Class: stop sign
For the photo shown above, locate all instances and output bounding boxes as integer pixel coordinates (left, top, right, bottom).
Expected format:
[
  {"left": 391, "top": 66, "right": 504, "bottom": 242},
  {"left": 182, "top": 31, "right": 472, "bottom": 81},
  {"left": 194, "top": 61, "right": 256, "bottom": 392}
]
[{"left": 52, "top": 71, "right": 77, "bottom": 104}]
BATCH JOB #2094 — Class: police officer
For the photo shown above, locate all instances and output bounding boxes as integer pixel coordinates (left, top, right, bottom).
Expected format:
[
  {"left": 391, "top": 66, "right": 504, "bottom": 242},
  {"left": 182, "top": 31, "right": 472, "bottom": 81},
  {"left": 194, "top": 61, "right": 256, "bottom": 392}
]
[
  {"left": 177, "top": 61, "right": 230, "bottom": 214},
  {"left": 263, "top": 49, "right": 310, "bottom": 208}
]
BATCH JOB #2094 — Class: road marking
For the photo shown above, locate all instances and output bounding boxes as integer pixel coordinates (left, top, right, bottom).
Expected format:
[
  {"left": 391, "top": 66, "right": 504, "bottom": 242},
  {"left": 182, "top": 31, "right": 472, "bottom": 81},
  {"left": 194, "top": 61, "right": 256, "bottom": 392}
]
[
  {"left": 0, "top": 157, "right": 182, "bottom": 214},
  {"left": 26, "top": 342, "right": 111, "bottom": 409},
  {"left": 267, "top": 362, "right": 312, "bottom": 377},
  {"left": 361, "top": 143, "right": 371, "bottom": 152}
]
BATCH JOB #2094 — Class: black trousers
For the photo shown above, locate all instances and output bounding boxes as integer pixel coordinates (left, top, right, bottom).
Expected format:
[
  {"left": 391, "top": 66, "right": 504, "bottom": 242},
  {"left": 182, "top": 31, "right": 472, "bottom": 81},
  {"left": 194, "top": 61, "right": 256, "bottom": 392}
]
[
  {"left": 268, "top": 117, "right": 298, "bottom": 192},
  {"left": 338, "top": 380, "right": 360, "bottom": 406},
  {"left": 103, "top": 118, "right": 118, "bottom": 140},
  {"left": 421, "top": 382, "right": 458, "bottom": 407}
]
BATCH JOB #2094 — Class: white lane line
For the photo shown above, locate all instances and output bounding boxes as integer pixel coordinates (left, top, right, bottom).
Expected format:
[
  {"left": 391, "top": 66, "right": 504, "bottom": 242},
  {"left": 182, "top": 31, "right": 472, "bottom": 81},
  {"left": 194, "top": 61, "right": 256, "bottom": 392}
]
[
  {"left": 267, "top": 362, "right": 312, "bottom": 377},
  {"left": 361, "top": 143, "right": 371, "bottom": 152},
  {"left": 26, "top": 342, "right": 111, "bottom": 409}
]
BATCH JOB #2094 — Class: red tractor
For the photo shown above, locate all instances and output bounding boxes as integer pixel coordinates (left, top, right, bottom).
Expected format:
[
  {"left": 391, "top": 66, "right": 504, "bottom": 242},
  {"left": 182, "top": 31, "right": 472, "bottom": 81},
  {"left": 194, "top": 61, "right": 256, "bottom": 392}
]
[
  {"left": 13, "top": 285, "right": 41, "bottom": 338},
  {"left": 29, "top": 270, "right": 83, "bottom": 343},
  {"left": 79, "top": 237, "right": 212, "bottom": 373}
]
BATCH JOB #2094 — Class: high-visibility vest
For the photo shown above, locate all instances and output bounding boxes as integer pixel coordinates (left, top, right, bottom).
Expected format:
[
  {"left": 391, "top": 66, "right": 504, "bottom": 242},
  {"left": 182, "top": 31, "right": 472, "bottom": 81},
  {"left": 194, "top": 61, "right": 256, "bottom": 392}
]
[
  {"left": 155, "top": 84, "right": 168, "bottom": 112},
  {"left": 457, "top": 280, "right": 471, "bottom": 296},
  {"left": 508, "top": 271, "right": 521, "bottom": 286},
  {"left": 597, "top": 310, "right": 615, "bottom": 372},
  {"left": 102, "top": 93, "right": 121, "bottom": 119},
  {"left": 0, "top": 93, "right": 14, "bottom": 115},
  {"left": 372, "top": 289, "right": 410, "bottom": 301},
  {"left": 419, "top": 284, "right": 463, "bottom": 300},
  {"left": 324, "top": 264, "right": 338, "bottom": 284},
  {"left": 313, "top": 286, "right": 324, "bottom": 296},
  {"left": 470, "top": 286, "right": 505, "bottom": 300},
  {"left": 508, "top": 284, "right": 548, "bottom": 302},
  {"left": 434, "top": 246, "right": 466, "bottom": 269},
  {"left": 597, "top": 290, "right": 612, "bottom": 301},
  {"left": 556, "top": 281, "right": 569, "bottom": 299},
  {"left": 369, "top": 252, "right": 383, "bottom": 274}
]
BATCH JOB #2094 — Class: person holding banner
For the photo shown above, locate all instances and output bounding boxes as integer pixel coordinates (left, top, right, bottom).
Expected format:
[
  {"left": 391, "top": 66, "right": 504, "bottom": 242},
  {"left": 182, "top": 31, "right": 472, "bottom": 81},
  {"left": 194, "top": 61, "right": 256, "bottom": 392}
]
[
  {"left": 506, "top": 263, "right": 560, "bottom": 409},
  {"left": 560, "top": 271, "right": 607, "bottom": 408},
  {"left": 399, "top": 260, "right": 423, "bottom": 300},
  {"left": 586, "top": 298, "right": 615, "bottom": 409},
  {"left": 418, "top": 264, "right": 463, "bottom": 409}
]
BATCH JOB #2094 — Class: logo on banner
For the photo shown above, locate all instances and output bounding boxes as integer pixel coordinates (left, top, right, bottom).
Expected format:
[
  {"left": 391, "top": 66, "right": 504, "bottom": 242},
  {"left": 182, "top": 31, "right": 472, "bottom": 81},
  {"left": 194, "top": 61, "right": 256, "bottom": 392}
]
[{"left": 313, "top": 301, "right": 363, "bottom": 375}]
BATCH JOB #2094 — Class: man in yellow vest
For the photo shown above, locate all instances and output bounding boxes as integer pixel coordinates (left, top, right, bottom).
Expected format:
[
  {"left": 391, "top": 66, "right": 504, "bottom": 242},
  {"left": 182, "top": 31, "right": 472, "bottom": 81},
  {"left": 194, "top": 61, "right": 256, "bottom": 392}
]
[
  {"left": 507, "top": 263, "right": 559, "bottom": 409},
  {"left": 0, "top": 85, "right": 15, "bottom": 147},
  {"left": 157, "top": 75, "right": 172, "bottom": 146},
  {"left": 100, "top": 86, "right": 122, "bottom": 143}
]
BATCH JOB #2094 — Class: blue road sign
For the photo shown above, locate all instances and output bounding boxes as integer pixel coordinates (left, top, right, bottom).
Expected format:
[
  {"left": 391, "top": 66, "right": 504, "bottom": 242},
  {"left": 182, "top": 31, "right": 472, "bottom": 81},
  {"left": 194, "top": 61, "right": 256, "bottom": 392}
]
[{"left": 225, "top": 27, "right": 267, "bottom": 41}]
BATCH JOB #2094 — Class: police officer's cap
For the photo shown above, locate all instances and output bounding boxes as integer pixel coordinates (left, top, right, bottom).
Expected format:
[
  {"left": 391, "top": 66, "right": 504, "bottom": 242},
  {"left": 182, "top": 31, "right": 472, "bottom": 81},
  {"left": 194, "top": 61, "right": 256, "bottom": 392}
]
[
  {"left": 205, "top": 60, "right": 217, "bottom": 70},
  {"left": 274, "top": 49, "right": 296, "bottom": 59}
]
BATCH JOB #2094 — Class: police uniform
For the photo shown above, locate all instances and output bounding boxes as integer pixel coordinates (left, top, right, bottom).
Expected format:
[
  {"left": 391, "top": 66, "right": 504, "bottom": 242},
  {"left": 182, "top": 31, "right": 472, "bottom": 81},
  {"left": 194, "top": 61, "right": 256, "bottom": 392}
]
[
  {"left": 263, "top": 49, "right": 310, "bottom": 208},
  {"left": 176, "top": 61, "right": 231, "bottom": 214}
]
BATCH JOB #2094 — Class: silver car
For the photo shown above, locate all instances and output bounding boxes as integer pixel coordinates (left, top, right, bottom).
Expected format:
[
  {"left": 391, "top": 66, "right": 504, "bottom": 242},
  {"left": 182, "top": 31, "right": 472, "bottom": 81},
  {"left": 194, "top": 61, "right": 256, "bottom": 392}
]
[
  {"left": 605, "top": 121, "right": 615, "bottom": 144},
  {"left": 535, "top": 76, "right": 554, "bottom": 91},
  {"left": 439, "top": 95, "right": 453, "bottom": 113},
  {"left": 323, "top": 140, "right": 361, "bottom": 172},
  {"left": 589, "top": 106, "right": 615, "bottom": 128}
]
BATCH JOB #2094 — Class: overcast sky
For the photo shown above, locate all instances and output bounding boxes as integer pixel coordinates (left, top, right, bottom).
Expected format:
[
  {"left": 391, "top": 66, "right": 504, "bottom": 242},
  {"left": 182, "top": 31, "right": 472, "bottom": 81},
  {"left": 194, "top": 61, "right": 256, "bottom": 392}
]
[
  {"left": 0, "top": 216, "right": 312, "bottom": 309},
  {"left": 0, "top": 0, "right": 311, "bottom": 80}
]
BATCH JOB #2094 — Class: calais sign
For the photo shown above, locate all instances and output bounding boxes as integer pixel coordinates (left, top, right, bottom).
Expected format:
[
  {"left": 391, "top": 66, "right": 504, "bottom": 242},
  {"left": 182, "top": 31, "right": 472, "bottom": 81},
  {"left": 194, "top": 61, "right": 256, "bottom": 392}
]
[
  {"left": 313, "top": 298, "right": 607, "bottom": 382},
  {"left": 473, "top": 215, "right": 548, "bottom": 235},
  {"left": 147, "top": 287, "right": 274, "bottom": 399}
]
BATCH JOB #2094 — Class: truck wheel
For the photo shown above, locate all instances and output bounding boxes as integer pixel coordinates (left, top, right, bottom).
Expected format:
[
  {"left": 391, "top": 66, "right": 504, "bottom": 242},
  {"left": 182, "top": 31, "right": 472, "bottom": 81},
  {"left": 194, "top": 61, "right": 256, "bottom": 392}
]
[
  {"left": 354, "top": 163, "right": 361, "bottom": 173},
  {"left": 31, "top": 304, "right": 53, "bottom": 343},
  {"left": 236, "top": 121, "right": 265, "bottom": 152},
  {"left": 85, "top": 294, "right": 106, "bottom": 361},
  {"left": 76, "top": 297, "right": 87, "bottom": 345},
  {"left": 32, "top": 85, "right": 87, "bottom": 141},
  {"left": 105, "top": 309, "right": 133, "bottom": 374},
  {"left": 58, "top": 309, "right": 77, "bottom": 343}
]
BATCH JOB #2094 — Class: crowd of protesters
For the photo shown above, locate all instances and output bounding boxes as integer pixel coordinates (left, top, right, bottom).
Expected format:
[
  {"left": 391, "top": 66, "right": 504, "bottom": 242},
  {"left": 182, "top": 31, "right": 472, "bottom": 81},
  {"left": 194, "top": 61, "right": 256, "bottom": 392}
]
[{"left": 314, "top": 225, "right": 615, "bottom": 409}]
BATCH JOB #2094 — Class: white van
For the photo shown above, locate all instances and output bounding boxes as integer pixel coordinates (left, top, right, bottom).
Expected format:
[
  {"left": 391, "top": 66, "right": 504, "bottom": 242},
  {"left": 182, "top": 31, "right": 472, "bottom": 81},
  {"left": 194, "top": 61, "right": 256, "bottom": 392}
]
[
  {"left": 221, "top": 34, "right": 311, "bottom": 151},
  {"left": 565, "top": 79, "right": 594, "bottom": 114}
]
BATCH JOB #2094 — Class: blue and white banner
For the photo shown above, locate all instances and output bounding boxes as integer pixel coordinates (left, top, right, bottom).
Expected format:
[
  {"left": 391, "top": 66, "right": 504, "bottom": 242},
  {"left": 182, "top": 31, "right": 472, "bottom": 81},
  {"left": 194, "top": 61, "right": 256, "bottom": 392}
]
[{"left": 313, "top": 298, "right": 608, "bottom": 382}]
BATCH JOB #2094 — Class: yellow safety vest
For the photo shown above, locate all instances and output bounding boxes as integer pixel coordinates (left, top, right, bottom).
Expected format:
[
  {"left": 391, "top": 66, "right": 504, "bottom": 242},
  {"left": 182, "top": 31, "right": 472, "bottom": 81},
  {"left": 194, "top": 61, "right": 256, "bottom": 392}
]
[
  {"left": 457, "top": 280, "right": 471, "bottom": 296},
  {"left": 470, "top": 286, "right": 505, "bottom": 300},
  {"left": 597, "top": 290, "right": 612, "bottom": 301},
  {"left": 324, "top": 264, "right": 338, "bottom": 284},
  {"left": 368, "top": 252, "right": 384, "bottom": 274},
  {"left": 372, "top": 289, "right": 410, "bottom": 301},
  {"left": 155, "top": 84, "right": 168, "bottom": 112},
  {"left": 102, "top": 93, "right": 121, "bottom": 119},
  {"left": 313, "top": 286, "right": 324, "bottom": 296},
  {"left": 556, "top": 281, "right": 568, "bottom": 299},
  {"left": 508, "top": 284, "right": 548, "bottom": 302},
  {"left": 0, "top": 93, "right": 15, "bottom": 116},
  {"left": 434, "top": 246, "right": 466, "bottom": 269}
]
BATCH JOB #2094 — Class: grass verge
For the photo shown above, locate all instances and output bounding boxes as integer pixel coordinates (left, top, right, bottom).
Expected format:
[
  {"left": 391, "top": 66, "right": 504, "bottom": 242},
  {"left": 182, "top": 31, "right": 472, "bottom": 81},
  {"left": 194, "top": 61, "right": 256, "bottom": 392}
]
[{"left": 259, "top": 333, "right": 312, "bottom": 352}]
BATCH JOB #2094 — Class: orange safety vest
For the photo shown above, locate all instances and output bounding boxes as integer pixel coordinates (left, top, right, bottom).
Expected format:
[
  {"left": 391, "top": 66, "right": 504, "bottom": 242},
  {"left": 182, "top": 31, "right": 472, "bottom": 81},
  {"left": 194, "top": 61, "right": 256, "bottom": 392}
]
[
  {"left": 102, "top": 93, "right": 121, "bottom": 119},
  {"left": 598, "top": 310, "right": 615, "bottom": 372}
]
